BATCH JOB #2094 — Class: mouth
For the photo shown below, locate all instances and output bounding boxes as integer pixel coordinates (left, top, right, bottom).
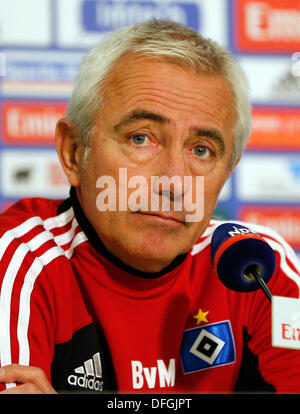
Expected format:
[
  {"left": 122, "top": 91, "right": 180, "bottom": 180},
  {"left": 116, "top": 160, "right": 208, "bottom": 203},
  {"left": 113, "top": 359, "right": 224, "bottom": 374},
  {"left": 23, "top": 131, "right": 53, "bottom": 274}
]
[{"left": 135, "top": 211, "right": 185, "bottom": 225}]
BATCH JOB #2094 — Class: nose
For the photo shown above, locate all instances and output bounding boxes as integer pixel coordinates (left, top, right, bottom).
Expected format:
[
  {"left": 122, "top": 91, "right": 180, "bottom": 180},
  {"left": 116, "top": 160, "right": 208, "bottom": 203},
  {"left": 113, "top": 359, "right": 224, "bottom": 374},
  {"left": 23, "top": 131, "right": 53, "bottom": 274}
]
[{"left": 151, "top": 144, "right": 190, "bottom": 204}]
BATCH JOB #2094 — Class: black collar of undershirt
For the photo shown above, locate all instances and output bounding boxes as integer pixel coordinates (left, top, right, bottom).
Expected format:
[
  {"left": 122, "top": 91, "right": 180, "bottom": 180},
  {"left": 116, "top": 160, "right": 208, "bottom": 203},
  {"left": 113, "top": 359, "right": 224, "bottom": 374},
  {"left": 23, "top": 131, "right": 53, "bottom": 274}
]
[{"left": 60, "top": 187, "right": 187, "bottom": 279}]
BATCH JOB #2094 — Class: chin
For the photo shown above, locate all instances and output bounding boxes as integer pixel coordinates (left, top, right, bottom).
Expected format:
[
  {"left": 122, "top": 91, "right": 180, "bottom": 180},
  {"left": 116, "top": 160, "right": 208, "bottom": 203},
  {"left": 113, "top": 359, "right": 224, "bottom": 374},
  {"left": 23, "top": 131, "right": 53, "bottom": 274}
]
[
  {"left": 130, "top": 254, "right": 178, "bottom": 273},
  {"left": 128, "top": 239, "right": 187, "bottom": 271}
]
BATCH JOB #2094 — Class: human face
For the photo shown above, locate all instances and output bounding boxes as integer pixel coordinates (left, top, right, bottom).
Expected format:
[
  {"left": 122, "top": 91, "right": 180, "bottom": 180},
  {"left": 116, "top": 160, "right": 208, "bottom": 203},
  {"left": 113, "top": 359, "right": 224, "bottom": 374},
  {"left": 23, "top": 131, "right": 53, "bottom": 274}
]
[{"left": 76, "top": 54, "right": 237, "bottom": 272}]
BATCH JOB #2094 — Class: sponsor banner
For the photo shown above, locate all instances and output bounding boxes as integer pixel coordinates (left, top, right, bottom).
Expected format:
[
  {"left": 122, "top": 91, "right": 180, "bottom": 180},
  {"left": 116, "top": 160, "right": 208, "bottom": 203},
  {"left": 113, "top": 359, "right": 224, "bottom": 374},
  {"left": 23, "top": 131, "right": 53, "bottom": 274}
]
[
  {"left": 239, "top": 206, "right": 300, "bottom": 250},
  {"left": 231, "top": 0, "right": 300, "bottom": 53},
  {"left": 1, "top": 50, "right": 82, "bottom": 97},
  {"left": 56, "top": 0, "right": 227, "bottom": 48},
  {"left": 1, "top": 101, "right": 67, "bottom": 145},
  {"left": 0, "top": 0, "right": 51, "bottom": 47},
  {"left": 236, "top": 154, "right": 300, "bottom": 202},
  {"left": 1, "top": 81, "right": 74, "bottom": 99},
  {"left": 82, "top": 0, "right": 200, "bottom": 32},
  {"left": 0, "top": 149, "right": 69, "bottom": 198},
  {"left": 247, "top": 107, "right": 300, "bottom": 150},
  {"left": 0, "top": 0, "right": 228, "bottom": 50},
  {"left": 4, "top": 50, "right": 81, "bottom": 82},
  {"left": 238, "top": 56, "right": 300, "bottom": 104}
]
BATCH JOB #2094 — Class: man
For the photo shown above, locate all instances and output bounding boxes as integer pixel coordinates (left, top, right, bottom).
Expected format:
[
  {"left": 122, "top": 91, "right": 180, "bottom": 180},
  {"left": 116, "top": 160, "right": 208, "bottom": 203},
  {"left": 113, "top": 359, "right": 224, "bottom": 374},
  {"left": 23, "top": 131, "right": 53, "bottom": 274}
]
[{"left": 0, "top": 19, "right": 300, "bottom": 393}]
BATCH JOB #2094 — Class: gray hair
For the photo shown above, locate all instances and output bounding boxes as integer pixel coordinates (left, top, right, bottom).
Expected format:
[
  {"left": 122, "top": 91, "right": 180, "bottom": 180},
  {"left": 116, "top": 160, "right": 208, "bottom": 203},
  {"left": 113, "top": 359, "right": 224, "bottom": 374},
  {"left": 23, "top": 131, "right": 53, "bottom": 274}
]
[{"left": 66, "top": 19, "right": 251, "bottom": 167}]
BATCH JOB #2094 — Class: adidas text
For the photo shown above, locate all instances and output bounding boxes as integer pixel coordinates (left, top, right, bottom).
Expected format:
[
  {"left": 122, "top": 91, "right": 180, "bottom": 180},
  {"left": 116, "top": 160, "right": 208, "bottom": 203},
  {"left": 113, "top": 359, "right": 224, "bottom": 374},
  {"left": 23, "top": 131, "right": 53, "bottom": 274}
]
[
  {"left": 67, "top": 374, "right": 103, "bottom": 391},
  {"left": 67, "top": 352, "right": 103, "bottom": 392}
]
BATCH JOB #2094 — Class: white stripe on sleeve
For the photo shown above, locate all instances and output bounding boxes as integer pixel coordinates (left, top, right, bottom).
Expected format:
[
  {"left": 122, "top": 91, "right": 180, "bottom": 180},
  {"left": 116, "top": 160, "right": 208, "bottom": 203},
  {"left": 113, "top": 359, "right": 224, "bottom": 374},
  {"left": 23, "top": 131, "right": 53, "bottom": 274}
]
[{"left": 0, "top": 207, "right": 75, "bottom": 389}]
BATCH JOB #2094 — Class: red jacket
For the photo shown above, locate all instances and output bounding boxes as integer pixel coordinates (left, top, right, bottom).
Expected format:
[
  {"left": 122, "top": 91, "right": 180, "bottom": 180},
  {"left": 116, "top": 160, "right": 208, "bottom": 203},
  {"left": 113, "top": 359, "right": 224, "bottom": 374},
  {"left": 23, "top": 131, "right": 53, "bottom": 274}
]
[{"left": 0, "top": 188, "right": 300, "bottom": 393}]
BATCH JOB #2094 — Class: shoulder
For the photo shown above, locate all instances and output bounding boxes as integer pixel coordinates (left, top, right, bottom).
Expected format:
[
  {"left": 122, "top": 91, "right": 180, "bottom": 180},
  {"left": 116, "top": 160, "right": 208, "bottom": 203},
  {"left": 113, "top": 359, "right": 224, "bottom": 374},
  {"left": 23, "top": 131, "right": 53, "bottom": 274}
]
[
  {"left": 191, "top": 218, "right": 300, "bottom": 291},
  {"left": 192, "top": 218, "right": 298, "bottom": 259},
  {"left": 0, "top": 194, "right": 89, "bottom": 314},
  {"left": 0, "top": 198, "right": 92, "bottom": 369},
  {"left": 0, "top": 197, "right": 71, "bottom": 234},
  {"left": 0, "top": 196, "right": 88, "bottom": 285}
]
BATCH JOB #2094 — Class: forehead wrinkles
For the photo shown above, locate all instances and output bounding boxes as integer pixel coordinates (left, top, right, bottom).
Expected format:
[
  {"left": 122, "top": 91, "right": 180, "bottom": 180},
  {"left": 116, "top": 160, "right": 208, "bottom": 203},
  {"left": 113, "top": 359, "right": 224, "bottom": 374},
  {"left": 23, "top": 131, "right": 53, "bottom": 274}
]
[
  {"left": 128, "top": 86, "right": 230, "bottom": 122},
  {"left": 104, "top": 71, "right": 232, "bottom": 123},
  {"left": 105, "top": 69, "right": 200, "bottom": 102}
]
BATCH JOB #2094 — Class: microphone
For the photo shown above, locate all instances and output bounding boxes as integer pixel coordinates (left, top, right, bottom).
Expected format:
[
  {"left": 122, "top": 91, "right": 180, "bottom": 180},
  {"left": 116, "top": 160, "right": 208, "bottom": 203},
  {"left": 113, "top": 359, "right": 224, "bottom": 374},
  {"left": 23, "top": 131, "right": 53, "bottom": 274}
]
[{"left": 211, "top": 223, "right": 276, "bottom": 301}]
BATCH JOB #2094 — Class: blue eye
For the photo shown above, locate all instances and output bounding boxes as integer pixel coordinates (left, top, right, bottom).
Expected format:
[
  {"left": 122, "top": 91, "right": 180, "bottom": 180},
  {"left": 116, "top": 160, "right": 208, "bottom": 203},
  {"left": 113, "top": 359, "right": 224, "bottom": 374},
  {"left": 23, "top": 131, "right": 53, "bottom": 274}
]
[
  {"left": 193, "top": 146, "right": 209, "bottom": 158},
  {"left": 132, "top": 134, "right": 147, "bottom": 145}
]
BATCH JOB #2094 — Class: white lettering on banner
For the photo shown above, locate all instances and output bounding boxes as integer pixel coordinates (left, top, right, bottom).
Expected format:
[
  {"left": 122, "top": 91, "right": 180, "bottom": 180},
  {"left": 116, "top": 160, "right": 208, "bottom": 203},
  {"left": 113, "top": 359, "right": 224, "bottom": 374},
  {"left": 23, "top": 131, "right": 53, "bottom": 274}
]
[
  {"left": 245, "top": 2, "right": 300, "bottom": 41},
  {"left": 6, "top": 108, "right": 61, "bottom": 139},
  {"left": 131, "top": 359, "right": 175, "bottom": 390},
  {"left": 95, "top": 3, "right": 187, "bottom": 28}
]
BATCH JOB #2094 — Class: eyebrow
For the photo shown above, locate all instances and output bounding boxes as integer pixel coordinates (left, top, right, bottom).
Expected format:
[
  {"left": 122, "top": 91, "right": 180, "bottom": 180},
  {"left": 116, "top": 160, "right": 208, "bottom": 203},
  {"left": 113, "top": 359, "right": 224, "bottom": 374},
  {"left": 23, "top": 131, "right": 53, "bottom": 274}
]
[
  {"left": 113, "top": 109, "right": 170, "bottom": 132},
  {"left": 113, "top": 109, "right": 226, "bottom": 153}
]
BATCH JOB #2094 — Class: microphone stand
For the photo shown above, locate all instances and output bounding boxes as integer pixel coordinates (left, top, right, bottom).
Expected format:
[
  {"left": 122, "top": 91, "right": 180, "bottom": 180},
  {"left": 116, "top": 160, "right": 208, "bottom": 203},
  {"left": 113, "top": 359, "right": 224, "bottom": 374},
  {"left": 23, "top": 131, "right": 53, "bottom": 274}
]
[{"left": 244, "top": 264, "right": 272, "bottom": 303}]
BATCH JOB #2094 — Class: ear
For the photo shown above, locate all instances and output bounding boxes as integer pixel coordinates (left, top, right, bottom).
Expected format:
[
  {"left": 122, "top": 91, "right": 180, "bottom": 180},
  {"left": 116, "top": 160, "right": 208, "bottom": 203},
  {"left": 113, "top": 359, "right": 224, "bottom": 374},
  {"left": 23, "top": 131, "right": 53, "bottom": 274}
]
[{"left": 55, "top": 118, "right": 83, "bottom": 187}]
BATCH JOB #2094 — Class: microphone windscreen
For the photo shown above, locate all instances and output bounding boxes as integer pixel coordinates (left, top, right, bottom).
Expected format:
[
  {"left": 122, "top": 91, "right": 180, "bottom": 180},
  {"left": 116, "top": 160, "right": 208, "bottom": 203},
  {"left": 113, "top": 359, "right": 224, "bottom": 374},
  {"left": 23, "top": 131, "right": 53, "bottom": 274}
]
[{"left": 211, "top": 223, "right": 276, "bottom": 292}]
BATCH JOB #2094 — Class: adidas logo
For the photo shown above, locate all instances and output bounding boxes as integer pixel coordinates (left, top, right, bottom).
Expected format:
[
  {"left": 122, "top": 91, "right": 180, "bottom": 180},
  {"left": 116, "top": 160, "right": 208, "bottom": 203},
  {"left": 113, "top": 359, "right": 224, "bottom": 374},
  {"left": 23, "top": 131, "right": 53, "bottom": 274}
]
[{"left": 67, "top": 352, "right": 104, "bottom": 392}]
